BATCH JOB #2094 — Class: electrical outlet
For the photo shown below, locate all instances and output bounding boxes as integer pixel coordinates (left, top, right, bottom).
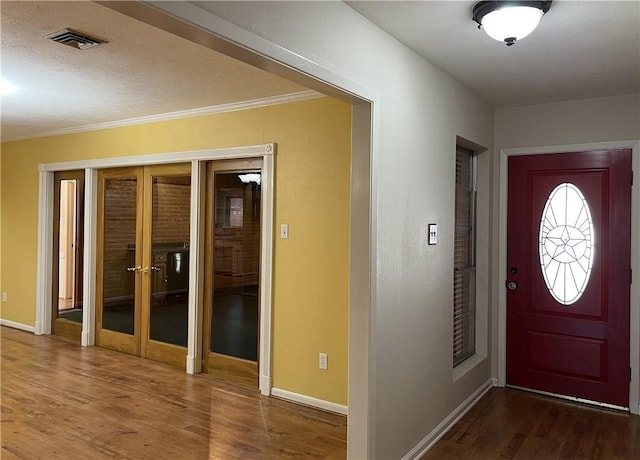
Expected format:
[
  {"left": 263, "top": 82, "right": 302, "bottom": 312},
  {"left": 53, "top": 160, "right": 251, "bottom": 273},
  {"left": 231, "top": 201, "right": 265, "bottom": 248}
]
[
  {"left": 319, "top": 353, "right": 328, "bottom": 370},
  {"left": 2, "top": 292, "right": 7, "bottom": 302}
]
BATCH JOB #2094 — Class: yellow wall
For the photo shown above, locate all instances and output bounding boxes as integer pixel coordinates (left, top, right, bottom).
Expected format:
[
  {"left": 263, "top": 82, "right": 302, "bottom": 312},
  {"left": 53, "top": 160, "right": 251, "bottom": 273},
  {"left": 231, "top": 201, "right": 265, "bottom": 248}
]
[{"left": 0, "top": 96, "right": 351, "bottom": 406}]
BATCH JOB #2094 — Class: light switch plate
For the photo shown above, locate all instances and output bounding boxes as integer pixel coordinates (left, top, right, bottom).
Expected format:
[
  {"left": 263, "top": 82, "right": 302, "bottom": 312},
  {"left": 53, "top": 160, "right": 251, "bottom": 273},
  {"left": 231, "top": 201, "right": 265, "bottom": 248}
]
[
  {"left": 280, "top": 224, "right": 289, "bottom": 239},
  {"left": 428, "top": 223, "right": 437, "bottom": 245}
]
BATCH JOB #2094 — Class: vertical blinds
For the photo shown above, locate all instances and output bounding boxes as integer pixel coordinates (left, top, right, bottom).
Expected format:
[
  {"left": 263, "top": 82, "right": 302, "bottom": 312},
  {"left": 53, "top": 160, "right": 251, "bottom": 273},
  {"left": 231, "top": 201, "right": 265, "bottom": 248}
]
[{"left": 453, "top": 147, "right": 476, "bottom": 366}]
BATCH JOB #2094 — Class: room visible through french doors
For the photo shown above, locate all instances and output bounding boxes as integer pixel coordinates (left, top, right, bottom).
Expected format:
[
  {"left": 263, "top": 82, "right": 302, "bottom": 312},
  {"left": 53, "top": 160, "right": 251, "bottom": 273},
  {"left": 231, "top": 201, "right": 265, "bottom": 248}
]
[
  {"left": 203, "top": 159, "right": 263, "bottom": 387},
  {"left": 96, "top": 164, "right": 192, "bottom": 368},
  {"left": 51, "top": 170, "right": 85, "bottom": 342},
  {"left": 506, "top": 149, "right": 632, "bottom": 408}
]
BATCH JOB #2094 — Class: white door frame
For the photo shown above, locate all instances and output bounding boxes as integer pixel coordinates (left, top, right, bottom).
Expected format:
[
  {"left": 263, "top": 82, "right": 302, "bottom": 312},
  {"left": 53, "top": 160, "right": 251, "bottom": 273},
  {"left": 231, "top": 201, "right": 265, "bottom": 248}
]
[
  {"left": 35, "top": 143, "right": 275, "bottom": 394},
  {"left": 496, "top": 140, "right": 640, "bottom": 414}
]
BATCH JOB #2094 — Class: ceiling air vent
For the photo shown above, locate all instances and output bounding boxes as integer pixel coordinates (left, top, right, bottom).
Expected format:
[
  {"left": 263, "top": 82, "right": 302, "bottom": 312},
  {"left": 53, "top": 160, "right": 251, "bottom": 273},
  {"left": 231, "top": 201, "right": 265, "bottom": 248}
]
[{"left": 46, "top": 29, "right": 106, "bottom": 50}]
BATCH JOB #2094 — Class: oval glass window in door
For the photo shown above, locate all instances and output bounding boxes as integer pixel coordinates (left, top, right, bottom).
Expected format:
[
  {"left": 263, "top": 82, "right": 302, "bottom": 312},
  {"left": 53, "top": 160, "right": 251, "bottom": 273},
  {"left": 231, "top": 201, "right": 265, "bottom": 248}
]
[{"left": 538, "top": 182, "right": 594, "bottom": 305}]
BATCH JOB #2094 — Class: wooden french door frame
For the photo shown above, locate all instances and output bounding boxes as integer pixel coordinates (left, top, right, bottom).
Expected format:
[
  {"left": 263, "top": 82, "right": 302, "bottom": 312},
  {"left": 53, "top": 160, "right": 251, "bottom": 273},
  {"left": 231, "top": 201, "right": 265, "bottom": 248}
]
[
  {"left": 36, "top": 144, "right": 275, "bottom": 392},
  {"left": 497, "top": 140, "right": 640, "bottom": 414},
  {"left": 95, "top": 166, "right": 144, "bottom": 356},
  {"left": 202, "top": 158, "right": 263, "bottom": 387},
  {"left": 142, "top": 164, "right": 195, "bottom": 367},
  {"left": 96, "top": 164, "right": 193, "bottom": 368}
]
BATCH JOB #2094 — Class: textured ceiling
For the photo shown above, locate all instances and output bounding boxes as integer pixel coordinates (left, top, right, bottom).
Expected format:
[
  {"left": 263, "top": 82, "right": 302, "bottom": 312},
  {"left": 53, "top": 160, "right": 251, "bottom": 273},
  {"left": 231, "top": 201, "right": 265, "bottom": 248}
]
[
  {"left": 2, "top": 1, "right": 639, "bottom": 142},
  {"left": 0, "top": 0, "right": 308, "bottom": 141},
  {"left": 348, "top": 0, "right": 640, "bottom": 107}
]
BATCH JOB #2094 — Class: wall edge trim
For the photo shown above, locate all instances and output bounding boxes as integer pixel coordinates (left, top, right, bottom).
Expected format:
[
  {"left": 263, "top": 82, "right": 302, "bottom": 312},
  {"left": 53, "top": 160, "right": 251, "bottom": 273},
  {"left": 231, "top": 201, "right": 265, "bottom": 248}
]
[
  {"left": 0, "top": 319, "right": 36, "bottom": 333},
  {"left": 402, "top": 378, "right": 495, "bottom": 460},
  {"left": 271, "top": 387, "right": 348, "bottom": 416}
]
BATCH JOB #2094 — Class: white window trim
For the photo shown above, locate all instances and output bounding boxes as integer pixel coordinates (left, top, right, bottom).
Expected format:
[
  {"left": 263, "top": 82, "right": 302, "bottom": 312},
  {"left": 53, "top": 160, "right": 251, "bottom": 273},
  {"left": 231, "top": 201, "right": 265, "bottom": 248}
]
[
  {"left": 497, "top": 140, "right": 640, "bottom": 415},
  {"left": 35, "top": 143, "right": 275, "bottom": 395}
]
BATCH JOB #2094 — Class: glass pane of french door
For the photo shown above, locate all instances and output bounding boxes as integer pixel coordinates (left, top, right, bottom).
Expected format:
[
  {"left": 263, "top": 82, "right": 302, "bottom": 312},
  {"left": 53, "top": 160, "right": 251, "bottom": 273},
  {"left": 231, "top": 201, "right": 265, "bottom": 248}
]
[
  {"left": 211, "top": 170, "right": 261, "bottom": 361},
  {"left": 148, "top": 172, "right": 191, "bottom": 347},
  {"left": 101, "top": 175, "right": 138, "bottom": 336}
]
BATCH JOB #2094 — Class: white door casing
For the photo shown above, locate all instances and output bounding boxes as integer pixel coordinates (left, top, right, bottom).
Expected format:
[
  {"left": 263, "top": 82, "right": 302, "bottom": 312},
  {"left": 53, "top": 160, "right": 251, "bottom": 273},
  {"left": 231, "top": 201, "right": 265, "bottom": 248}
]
[{"left": 35, "top": 144, "right": 275, "bottom": 395}]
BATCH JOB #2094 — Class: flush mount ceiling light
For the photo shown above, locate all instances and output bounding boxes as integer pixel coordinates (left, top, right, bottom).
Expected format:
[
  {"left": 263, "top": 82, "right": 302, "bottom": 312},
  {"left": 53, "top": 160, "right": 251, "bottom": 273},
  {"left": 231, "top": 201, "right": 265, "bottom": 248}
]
[
  {"left": 238, "top": 173, "right": 261, "bottom": 185},
  {"left": 473, "top": 1, "right": 552, "bottom": 46}
]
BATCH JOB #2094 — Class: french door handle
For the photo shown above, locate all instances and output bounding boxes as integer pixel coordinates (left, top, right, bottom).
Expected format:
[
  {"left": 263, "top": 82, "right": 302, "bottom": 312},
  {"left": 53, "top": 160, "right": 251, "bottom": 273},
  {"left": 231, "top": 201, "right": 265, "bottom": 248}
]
[{"left": 126, "top": 266, "right": 160, "bottom": 274}]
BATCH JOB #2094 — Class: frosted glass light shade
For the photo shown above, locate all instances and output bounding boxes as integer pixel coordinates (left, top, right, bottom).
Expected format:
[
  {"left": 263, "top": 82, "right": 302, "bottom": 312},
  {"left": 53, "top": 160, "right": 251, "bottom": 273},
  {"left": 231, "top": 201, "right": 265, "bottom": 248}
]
[
  {"left": 472, "top": 1, "right": 551, "bottom": 46},
  {"left": 481, "top": 6, "right": 543, "bottom": 42}
]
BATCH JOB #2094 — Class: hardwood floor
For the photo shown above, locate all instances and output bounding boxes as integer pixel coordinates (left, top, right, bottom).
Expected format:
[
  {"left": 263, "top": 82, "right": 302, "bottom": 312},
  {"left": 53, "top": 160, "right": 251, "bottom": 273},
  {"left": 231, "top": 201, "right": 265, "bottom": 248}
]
[
  {"left": 5, "top": 324, "right": 640, "bottom": 460},
  {"left": 0, "top": 326, "right": 346, "bottom": 459},
  {"left": 422, "top": 387, "right": 640, "bottom": 460}
]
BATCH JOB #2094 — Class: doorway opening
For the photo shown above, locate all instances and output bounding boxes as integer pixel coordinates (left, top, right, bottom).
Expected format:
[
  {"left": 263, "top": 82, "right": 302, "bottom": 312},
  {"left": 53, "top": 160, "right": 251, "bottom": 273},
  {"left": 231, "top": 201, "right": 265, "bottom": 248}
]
[{"left": 52, "top": 170, "right": 85, "bottom": 341}]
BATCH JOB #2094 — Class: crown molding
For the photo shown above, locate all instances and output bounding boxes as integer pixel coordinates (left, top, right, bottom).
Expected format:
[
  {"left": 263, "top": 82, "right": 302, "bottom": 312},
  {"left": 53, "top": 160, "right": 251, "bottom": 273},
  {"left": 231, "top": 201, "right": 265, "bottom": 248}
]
[{"left": 2, "top": 90, "right": 323, "bottom": 142}]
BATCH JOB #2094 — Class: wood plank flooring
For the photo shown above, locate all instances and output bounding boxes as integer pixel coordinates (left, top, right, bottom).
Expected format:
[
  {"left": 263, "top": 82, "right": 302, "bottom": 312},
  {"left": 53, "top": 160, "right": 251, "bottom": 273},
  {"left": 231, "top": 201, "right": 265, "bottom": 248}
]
[
  {"left": 0, "top": 327, "right": 346, "bottom": 459},
  {"left": 5, "top": 325, "right": 640, "bottom": 460},
  {"left": 422, "top": 386, "right": 640, "bottom": 460}
]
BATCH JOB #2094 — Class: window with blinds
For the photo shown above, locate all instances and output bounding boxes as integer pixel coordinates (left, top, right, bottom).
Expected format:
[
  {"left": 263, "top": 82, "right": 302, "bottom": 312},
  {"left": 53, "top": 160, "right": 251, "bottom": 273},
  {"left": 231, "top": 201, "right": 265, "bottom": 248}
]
[{"left": 453, "top": 147, "right": 476, "bottom": 367}]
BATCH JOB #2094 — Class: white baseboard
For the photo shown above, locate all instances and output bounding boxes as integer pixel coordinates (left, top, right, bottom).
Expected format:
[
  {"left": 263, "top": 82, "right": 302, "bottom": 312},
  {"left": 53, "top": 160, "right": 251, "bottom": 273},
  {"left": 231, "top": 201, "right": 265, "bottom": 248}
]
[
  {"left": 402, "top": 378, "right": 495, "bottom": 460},
  {"left": 492, "top": 377, "right": 499, "bottom": 387},
  {"left": 271, "top": 388, "right": 348, "bottom": 416},
  {"left": 0, "top": 319, "right": 36, "bottom": 333}
]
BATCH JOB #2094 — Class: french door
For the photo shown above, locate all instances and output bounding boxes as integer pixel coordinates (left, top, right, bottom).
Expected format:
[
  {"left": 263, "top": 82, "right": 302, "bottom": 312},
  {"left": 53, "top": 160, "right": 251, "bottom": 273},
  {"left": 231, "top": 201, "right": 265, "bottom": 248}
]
[
  {"left": 506, "top": 149, "right": 632, "bottom": 407},
  {"left": 203, "top": 159, "right": 263, "bottom": 387},
  {"left": 96, "top": 164, "right": 192, "bottom": 368}
]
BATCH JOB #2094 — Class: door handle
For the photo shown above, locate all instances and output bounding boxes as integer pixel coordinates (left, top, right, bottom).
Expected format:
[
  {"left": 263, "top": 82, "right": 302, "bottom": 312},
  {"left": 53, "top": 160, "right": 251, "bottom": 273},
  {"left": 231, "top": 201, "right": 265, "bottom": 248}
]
[
  {"left": 141, "top": 266, "right": 150, "bottom": 274},
  {"left": 150, "top": 266, "right": 161, "bottom": 272},
  {"left": 126, "top": 266, "right": 142, "bottom": 272},
  {"left": 506, "top": 281, "right": 518, "bottom": 291}
]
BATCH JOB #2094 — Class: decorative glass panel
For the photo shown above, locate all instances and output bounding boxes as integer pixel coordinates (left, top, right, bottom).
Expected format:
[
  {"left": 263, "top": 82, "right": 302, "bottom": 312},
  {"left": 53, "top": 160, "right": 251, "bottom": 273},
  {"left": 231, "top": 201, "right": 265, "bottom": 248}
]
[{"left": 539, "top": 183, "right": 594, "bottom": 305}]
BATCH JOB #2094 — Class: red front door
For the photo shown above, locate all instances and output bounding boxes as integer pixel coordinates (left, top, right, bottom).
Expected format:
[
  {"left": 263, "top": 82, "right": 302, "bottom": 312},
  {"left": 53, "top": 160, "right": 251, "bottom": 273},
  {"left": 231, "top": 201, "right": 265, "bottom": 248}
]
[{"left": 506, "top": 149, "right": 632, "bottom": 407}]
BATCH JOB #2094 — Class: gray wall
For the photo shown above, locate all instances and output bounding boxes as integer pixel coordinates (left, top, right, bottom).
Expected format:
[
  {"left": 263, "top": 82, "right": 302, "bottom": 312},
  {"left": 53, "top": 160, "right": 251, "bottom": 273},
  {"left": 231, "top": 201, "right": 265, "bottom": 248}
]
[
  {"left": 159, "top": 2, "right": 496, "bottom": 458},
  {"left": 495, "top": 94, "right": 640, "bottom": 148}
]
